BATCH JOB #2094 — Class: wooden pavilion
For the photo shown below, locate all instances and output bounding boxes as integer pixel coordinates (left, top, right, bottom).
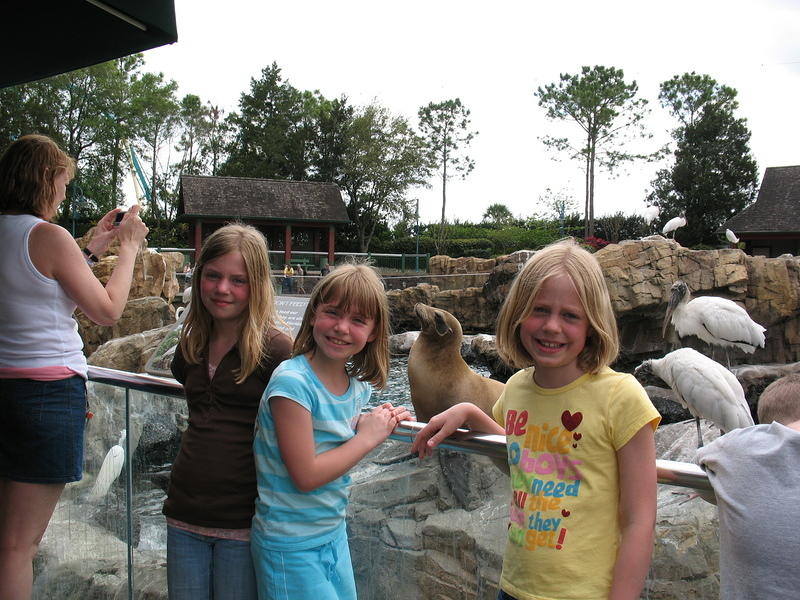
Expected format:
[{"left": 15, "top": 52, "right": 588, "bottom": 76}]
[
  {"left": 178, "top": 175, "right": 350, "bottom": 268},
  {"left": 721, "top": 166, "right": 800, "bottom": 257}
]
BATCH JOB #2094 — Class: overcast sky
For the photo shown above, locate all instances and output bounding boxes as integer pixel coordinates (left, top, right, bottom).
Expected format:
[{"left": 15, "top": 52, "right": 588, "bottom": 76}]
[{"left": 140, "top": 0, "right": 800, "bottom": 225}]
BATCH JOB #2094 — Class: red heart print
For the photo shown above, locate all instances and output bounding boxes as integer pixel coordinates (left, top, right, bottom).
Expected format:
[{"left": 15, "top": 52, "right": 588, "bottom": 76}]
[
  {"left": 572, "top": 443, "right": 577, "bottom": 448},
  {"left": 561, "top": 509, "right": 570, "bottom": 517},
  {"left": 561, "top": 410, "right": 583, "bottom": 431},
  {"left": 573, "top": 433, "right": 582, "bottom": 441}
]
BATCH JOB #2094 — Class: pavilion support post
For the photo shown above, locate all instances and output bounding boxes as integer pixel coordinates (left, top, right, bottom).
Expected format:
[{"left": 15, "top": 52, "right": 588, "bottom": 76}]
[
  {"left": 327, "top": 225, "right": 335, "bottom": 267},
  {"left": 284, "top": 225, "right": 293, "bottom": 266},
  {"left": 193, "top": 220, "right": 203, "bottom": 262}
]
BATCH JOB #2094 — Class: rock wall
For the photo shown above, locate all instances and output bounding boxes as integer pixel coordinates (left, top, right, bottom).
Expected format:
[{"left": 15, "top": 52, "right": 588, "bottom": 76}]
[
  {"left": 75, "top": 229, "right": 182, "bottom": 355},
  {"left": 347, "top": 419, "right": 722, "bottom": 600},
  {"left": 396, "top": 241, "right": 800, "bottom": 368},
  {"left": 77, "top": 298, "right": 175, "bottom": 357}
]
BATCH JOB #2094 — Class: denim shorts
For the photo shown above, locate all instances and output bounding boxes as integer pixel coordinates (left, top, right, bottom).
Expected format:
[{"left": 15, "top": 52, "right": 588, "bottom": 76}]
[{"left": 0, "top": 376, "right": 87, "bottom": 483}]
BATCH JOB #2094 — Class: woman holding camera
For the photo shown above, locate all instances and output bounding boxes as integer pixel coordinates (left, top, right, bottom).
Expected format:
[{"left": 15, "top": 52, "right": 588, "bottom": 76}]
[{"left": 0, "top": 134, "right": 148, "bottom": 599}]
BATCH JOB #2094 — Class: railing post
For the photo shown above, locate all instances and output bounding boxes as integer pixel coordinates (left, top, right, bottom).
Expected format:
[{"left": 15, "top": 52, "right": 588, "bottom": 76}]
[
  {"left": 125, "top": 387, "right": 134, "bottom": 600},
  {"left": 401, "top": 254, "right": 406, "bottom": 272}
]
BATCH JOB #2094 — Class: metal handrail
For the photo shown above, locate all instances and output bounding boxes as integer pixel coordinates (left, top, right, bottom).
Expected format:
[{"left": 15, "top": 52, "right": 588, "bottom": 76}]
[{"left": 87, "top": 366, "right": 711, "bottom": 492}]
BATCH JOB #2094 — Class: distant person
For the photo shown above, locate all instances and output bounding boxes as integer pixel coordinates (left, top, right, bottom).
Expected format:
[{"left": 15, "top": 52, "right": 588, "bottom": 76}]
[
  {"left": 294, "top": 264, "right": 305, "bottom": 294},
  {"left": 696, "top": 374, "right": 800, "bottom": 600},
  {"left": 411, "top": 238, "right": 660, "bottom": 600},
  {"left": 163, "top": 224, "right": 292, "bottom": 600},
  {"left": 0, "top": 134, "right": 148, "bottom": 599},
  {"left": 282, "top": 264, "right": 294, "bottom": 294},
  {"left": 251, "top": 263, "right": 410, "bottom": 599}
]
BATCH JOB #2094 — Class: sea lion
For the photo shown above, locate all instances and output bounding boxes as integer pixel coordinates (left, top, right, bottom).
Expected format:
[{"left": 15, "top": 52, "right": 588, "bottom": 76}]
[{"left": 408, "top": 303, "right": 505, "bottom": 424}]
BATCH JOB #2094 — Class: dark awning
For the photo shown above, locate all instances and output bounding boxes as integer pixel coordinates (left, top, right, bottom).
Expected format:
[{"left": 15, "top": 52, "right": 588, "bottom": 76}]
[{"left": 0, "top": 0, "right": 177, "bottom": 89}]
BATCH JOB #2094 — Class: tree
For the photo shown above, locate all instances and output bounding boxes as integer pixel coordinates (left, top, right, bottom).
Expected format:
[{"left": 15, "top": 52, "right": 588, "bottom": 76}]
[
  {"left": 482, "top": 203, "right": 515, "bottom": 226},
  {"left": 220, "top": 63, "right": 321, "bottom": 180},
  {"left": 339, "top": 103, "right": 430, "bottom": 252},
  {"left": 311, "top": 95, "right": 353, "bottom": 182},
  {"left": 129, "top": 71, "right": 179, "bottom": 226},
  {"left": 647, "top": 73, "right": 758, "bottom": 246},
  {"left": 536, "top": 66, "right": 655, "bottom": 238},
  {"left": 205, "top": 103, "right": 230, "bottom": 176},
  {"left": 417, "top": 98, "right": 477, "bottom": 225}
]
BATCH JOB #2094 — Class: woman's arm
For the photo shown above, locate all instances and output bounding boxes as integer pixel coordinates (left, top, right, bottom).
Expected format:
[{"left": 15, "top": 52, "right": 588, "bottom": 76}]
[
  {"left": 410, "top": 402, "right": 505, "bottom": 459},
  {"left": 609, "top": 423, "right": 657, "bottom": 600},
  {"left": 29, "top": 206, "right": 148, "bottom": 325},
  {"left": 271, "top": 397, "right": 406, "bottom": 492}
]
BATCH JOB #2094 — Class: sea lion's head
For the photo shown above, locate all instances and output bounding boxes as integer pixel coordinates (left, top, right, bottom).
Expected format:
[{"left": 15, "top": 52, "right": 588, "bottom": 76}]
[{"left": 414, "top": 303, "right": 463, "bottom": 340}]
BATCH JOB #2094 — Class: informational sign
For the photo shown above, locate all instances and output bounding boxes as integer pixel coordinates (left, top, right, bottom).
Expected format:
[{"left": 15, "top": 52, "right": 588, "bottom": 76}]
[{"left": 275, "top": 295, "right": 310, "bottom": 338}]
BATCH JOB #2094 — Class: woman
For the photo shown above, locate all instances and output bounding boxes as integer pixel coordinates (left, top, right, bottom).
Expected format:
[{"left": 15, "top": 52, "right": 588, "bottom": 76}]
[{"left": 0, "top": 134, "right": 148, "bottom": 599}]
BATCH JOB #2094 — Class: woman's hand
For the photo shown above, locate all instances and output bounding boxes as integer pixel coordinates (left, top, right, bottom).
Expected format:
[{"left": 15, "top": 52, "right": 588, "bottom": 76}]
[
  {"left": 115, "top": 205, "right": 148, "bottom": 249},
  {"left": 85, "top": 208, "right": 123, "bottom": 256}
]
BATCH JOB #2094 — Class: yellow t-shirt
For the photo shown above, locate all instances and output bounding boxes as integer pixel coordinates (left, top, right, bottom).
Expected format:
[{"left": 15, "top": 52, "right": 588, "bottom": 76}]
[{"left": 491, "top": 367, "right": 660, "bottom": 600}]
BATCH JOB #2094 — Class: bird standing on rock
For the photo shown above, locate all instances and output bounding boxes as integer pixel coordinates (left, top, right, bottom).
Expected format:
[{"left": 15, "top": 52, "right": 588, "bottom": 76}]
[
  {"left": 663, "top": 280, "right": 766, "bottom": 364},
  {"left": 662, "top": 215, "right": 686, "bottom": 238},
  {"left": 634, "top": 348, "right": 753, "bottom": 447}
]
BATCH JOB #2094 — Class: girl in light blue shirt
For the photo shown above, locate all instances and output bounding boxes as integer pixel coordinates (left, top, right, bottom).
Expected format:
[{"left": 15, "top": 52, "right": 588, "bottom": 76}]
[{"left": 252, "top": 263, "right": 410, "bottom": 600}]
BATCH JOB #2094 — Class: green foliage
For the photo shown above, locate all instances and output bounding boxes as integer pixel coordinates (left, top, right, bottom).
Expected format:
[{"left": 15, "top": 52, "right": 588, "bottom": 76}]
[
  {"left": 417, "top": 98, "right": 477, "bottom": 224},
  {"left": 593, "top": 212, "right": 646, "bottom": 243},
  {"left": 648, "top": 73, "right": 758, "bottom": 246},
  {"left": 536, "top": 66, "right": 658, "bottom": 238},
  {"left": 220, "top": 63, "right": 322, "bottom": 180},
  {"left": 339, "top": 103, "right": 430, "bottom": 252},
  {"left": 482, "top": 203, "right": 515, "bottom": 225}
]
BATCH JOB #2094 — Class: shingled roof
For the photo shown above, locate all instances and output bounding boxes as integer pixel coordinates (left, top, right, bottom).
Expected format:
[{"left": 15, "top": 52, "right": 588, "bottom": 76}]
[
  {"left": 178, "top": 175, "right": 349, "bottom": 224},
  {"left": 722, "top": 166, "right": 800, "bottom": 233}
]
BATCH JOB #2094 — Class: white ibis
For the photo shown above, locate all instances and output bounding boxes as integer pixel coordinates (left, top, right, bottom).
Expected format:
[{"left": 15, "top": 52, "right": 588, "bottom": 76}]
[
  {"left": 663, "top": 280, "right": 765, "bottom": 363},
  {"left": 634, "top": 348, "right": 753, "bottom": 447},
  {"left": 725, "top": 229, "right": 740, "bottom": 244},
  {"left": 88, "top": 430, "right": 127, "bottom": 500},
  {"left": 662, "top": 215, "right": 687, "bottom": 238},
  {"left": 643, "top": 205, "right": 660, "bottom": 226}
]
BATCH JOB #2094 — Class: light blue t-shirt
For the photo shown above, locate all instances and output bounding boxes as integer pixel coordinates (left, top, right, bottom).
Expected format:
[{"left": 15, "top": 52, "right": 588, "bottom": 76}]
[{"left": 252, "top": 354, "right": 372, "bottom": 551}]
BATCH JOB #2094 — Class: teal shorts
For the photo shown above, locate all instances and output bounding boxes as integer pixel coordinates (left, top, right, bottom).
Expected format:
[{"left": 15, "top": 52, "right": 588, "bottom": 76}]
[{"left": 251, "top": 525, "right": 356, "bottom": 600}]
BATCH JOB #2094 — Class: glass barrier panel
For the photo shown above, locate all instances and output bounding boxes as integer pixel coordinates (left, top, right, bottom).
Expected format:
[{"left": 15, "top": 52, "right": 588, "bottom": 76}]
[{"left": 31, "top": 368, "right": 717, "bottom": 598}]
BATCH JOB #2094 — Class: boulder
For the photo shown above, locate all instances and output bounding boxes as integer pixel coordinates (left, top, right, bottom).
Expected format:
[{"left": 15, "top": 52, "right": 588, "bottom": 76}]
[
  {"left": 428, "top": 255, "right": 497, "bottom": 290},
  {"left": 387, "top": 283, "right": 439, "bottom": 332},
  {"left": 87, "top": 323, "right": 175, "bottom": 374},
  {"left": 77, "top": 297, "right": 175, "bottom": 356}
]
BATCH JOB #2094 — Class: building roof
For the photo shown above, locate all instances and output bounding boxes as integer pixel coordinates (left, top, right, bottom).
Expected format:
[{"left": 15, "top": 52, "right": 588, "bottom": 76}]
[
  {"left": 178, "top": 175, "right": 350, "bottom": 224},
  {"left": 722, "top": 166, "right": 800, "bottom": 234}
]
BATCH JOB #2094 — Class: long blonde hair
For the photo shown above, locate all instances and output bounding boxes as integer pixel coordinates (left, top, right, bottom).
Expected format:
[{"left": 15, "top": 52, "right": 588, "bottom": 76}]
[
  {"left": 496, "top": 238, "right": 619, "bottom": 373},
  {"left": 180, "top": 223, "right": 279, "bottom": 383},
  {"left": 292, "top": 263, "right": 390, "bottom": 389}
]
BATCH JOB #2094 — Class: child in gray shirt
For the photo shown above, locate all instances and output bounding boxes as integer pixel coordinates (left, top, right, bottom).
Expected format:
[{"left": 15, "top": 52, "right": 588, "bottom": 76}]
[{"left": 696, "top": 374, "right": 800, "bottom": 600}]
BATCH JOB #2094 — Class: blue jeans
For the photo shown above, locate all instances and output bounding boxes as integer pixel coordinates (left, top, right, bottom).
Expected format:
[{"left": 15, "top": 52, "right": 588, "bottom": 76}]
[
  {"left": 167, "top": 525, "right": 257, "bottom": 600},
  {"left": 497, "top": 590, "right": 518, "bottom": 600}
]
